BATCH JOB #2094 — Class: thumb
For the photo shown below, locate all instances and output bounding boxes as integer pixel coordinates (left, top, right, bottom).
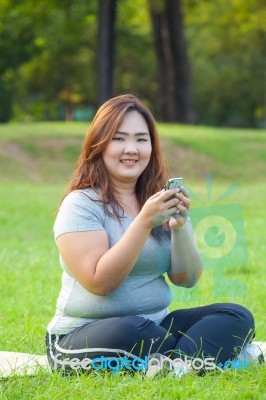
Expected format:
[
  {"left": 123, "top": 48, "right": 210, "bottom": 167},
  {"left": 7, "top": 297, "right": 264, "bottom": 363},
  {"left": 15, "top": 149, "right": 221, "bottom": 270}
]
[{"left": 150, "top": 189, "right": 165, "bottom": 199}]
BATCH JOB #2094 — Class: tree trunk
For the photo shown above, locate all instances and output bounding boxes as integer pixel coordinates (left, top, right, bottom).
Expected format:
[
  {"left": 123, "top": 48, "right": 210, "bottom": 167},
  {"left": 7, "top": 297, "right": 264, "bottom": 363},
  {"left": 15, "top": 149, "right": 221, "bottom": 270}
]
[
  {"left": 165, "top": 0, "right": 196, "bottom": 123},
  {"left": 149, "top": 0, "right": 196, "bottom": 123},
  {"left": 150, "top": 6, "right": 177, "bottom": 121},
  {"left": 97, "top": 0, "right": 117, "bottom": 107}
]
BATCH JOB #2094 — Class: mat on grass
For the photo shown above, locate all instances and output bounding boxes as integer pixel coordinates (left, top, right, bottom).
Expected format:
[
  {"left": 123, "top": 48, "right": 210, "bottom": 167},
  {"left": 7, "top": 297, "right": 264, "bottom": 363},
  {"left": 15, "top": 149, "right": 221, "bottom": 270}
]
[{"left": 0, "top": 351, "right": 50, "bottom": 377}]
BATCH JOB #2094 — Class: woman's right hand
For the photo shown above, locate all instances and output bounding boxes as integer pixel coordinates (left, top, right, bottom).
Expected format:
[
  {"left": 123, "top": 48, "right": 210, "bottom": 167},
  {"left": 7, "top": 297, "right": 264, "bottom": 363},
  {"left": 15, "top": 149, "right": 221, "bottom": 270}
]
[{"left": 137, "top": 188, "right": 182, "bottom": 230}]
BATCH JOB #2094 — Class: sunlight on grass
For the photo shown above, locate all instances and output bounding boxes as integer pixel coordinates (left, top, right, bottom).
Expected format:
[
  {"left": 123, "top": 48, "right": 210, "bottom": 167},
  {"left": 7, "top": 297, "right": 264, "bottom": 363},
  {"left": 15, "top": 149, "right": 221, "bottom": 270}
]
[{"left": 0, "top": 122, "right": 265, "bottom": 399}]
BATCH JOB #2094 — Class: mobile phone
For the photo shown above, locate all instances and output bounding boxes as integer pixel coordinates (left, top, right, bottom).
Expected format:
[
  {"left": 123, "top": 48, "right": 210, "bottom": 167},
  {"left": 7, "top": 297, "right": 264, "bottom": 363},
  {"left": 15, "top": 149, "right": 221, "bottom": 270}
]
[
  {"left": 166, "top": 177, "right": 184, "bottom": 202},
  {"left": 166, "top": 177, "right": 184, "bottom": 190}
]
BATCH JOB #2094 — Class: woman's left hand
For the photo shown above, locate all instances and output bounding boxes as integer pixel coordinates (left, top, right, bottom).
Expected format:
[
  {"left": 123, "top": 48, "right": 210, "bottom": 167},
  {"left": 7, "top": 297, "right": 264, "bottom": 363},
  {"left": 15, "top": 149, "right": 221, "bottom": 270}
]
[{"left": 168, "top": 187, "right": 190, "bottom": 230}]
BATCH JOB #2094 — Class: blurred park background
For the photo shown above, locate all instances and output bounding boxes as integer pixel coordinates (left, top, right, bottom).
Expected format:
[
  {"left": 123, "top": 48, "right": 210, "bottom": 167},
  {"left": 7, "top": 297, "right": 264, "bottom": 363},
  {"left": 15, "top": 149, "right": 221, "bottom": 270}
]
[
  {"left": 0, "top": 0, "right": 265, "bottom": 128},
  {"left": 1, "top": 1, "right": 266, "bottom": 397}
]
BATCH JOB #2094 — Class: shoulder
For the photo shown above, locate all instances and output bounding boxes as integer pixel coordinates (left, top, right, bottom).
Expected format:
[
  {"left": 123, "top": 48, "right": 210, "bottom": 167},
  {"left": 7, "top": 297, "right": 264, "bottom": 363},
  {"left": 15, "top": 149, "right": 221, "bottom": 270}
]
[
  {"left": 61, "top": 188, "right": 102, "bottom": 211},
  {"left": 63, "top": 188, "right": 100, "bottom": 202},
  {"left": 58, "top": 188, "right": 106, "bottom": 221},
  {"left": 54, "top": 188, "right": 106, "bottom": 239}
]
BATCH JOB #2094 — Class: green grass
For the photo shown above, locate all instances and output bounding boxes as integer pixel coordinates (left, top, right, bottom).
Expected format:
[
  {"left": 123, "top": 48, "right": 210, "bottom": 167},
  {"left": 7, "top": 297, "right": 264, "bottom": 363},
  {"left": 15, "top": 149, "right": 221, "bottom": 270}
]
[
  {"left": 0, "top": 122, "right": 265, "bottom": 399},
  {"left": 1, "top": 121, "right": 266, "bottom": 184},
  {"left": 2, "top": 366, "right": 266, "bottom": 400},
  {"left": 159, "top": 123, "right": 266, "bottom": 182}
]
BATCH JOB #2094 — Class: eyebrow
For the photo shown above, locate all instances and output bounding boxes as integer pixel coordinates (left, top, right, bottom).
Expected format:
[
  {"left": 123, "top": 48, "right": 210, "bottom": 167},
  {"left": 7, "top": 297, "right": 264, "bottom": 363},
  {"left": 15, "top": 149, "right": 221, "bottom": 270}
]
[{"left": 116, "top": 131, "right": 150, "bottom": 136}]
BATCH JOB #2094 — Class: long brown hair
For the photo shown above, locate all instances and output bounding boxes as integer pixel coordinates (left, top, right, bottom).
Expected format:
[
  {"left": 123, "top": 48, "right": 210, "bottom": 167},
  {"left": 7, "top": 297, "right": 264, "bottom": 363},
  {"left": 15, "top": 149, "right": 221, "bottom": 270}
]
[{"left": 64, "top": 94, "right": 169, "bottom": 219}]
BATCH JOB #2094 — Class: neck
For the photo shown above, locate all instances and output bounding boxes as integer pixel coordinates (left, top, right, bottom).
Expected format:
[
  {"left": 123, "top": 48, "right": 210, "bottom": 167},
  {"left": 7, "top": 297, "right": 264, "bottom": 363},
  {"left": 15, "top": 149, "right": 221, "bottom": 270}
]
[
  {"left": 111, "top": 181, "right": 139, "bottom": 217},
  {"left": 112, "top": 181, "right": 137, "bottom": 197}
]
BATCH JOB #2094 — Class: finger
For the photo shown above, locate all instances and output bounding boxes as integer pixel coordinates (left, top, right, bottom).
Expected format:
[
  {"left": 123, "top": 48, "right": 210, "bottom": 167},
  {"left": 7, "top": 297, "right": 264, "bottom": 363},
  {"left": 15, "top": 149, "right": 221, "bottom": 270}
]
[
  {"left": 172, "top": 211, "right": 183, "bottom": 220},
  {"left": 150, "top": 189, "right": 166, "bottom": 199},
  {"left": 180, "top": 186, "right": 190, "bottom": 197},
  {"left": 148, "top": 189, "right": 166, "bottom": 202},
  {"left": 163, "top": 188, "right": 181, "bottom": 202},
  {"left": 164, "top": 196, "right": 180, "bottom": 209},
  {"left": 169, "top": 215, "right": 187, "bottom": 230},
  {"left": 176, "top": 204, "right": 189, "bottom": 219},
  {"left": 152, "top": 209, "right": 174, "bottom": 226},
  {"left": 176, "top": 191, "right": 190, "bottom": 202},
  {"left": 176, "top": 192, "right": 190, "bottom": 209},
  {"left": 172, "top": 212, "right": 188, "bottom": 223}
]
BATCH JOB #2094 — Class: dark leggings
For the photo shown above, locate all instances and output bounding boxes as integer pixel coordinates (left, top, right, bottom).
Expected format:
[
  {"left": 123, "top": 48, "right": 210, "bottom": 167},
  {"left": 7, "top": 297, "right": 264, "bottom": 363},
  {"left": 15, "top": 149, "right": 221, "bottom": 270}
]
[{"left": 46, "top": 303, "right": 255, "bottom": 373}]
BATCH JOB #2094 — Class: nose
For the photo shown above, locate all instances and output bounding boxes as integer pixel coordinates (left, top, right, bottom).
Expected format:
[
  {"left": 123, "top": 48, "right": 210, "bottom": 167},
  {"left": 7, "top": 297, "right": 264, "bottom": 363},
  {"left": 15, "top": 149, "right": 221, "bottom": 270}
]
[{"left": 123, "top": 142, "right": 138, "bottom": 154}]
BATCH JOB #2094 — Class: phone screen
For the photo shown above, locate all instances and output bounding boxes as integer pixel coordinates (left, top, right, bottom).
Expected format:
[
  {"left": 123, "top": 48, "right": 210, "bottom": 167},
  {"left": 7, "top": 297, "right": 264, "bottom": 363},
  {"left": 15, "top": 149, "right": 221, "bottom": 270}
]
[{"left": 167, "top": 177, "right": 184, "bottom": 190}]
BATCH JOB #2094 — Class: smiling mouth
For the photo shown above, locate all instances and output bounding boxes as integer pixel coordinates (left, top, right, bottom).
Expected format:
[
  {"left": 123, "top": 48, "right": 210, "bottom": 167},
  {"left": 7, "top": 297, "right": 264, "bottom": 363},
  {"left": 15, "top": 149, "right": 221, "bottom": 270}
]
[{"left": 120, "top": 160, "right": 138, "bottom": 164}]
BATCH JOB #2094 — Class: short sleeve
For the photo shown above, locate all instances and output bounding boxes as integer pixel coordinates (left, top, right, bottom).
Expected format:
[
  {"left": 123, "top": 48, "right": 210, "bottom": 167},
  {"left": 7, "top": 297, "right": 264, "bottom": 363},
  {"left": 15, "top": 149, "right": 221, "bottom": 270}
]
[{"left": 54, "top": 190, "right": 105, "bottom": 239}]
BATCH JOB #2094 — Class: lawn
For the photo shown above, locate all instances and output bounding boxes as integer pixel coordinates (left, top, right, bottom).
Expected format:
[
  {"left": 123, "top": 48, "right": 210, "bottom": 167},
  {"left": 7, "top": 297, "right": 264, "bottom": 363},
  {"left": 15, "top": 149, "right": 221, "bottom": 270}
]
[{"left": 0, "top": 122, "right": 265, "bottom": 399}]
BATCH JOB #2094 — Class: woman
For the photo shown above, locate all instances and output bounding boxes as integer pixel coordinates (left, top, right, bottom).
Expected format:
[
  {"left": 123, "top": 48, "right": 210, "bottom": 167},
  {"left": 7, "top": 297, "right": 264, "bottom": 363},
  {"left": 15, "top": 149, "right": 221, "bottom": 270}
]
[{"left": 46, "top": 94, "right": 255, "bottom": 375}]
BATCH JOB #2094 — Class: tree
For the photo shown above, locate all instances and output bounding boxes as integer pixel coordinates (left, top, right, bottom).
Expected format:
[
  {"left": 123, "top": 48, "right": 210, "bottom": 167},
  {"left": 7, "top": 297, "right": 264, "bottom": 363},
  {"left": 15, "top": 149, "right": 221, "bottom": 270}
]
[
  {"left": 149, "top": 0, "right": 196, "bottom": 123},
  {"left": 8, "top": 0, "right": 98, "bottom": 121},
  {"left": 0, "top": 0, "right": 39, "bottom": 122},
  {"left": 1, "top": 0, "right": 264, "bottom": 127},
  {"left": 149, "top": 3, "right": 176, "bottom": 121},
  {"left": 184, "top": 0, "right": 266, "bottom": 127},
  {"left": 97, "top": 0, "right": 117, "bottom": 106}
]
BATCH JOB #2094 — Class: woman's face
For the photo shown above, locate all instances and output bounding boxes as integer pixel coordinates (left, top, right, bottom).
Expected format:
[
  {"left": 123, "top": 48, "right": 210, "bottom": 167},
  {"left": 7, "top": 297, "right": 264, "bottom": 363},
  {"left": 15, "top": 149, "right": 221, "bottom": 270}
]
[{"left": 102, "top": 110, "right": 152, "bottom": 186}]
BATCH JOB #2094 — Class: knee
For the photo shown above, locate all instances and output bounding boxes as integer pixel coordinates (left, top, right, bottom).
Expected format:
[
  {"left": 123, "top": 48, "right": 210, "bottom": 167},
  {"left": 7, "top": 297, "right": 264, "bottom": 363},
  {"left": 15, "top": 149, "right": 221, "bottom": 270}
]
[{"left": 224, "top": 303, "right": 255, "bottom": 330}]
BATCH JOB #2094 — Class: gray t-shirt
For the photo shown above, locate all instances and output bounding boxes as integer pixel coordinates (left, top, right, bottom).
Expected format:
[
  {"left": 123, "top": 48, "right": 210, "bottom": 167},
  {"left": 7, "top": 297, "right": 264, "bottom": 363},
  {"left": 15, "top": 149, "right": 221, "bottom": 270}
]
[{"left": 47, "top": 189, "right": 172, "bottom": 334}]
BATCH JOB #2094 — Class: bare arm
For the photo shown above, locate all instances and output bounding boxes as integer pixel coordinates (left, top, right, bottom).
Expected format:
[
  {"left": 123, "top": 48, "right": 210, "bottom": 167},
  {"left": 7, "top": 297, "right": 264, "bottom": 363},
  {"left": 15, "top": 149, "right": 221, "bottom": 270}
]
[
  {"left": 56, "top": 188, "right": 181, "bottom": 296},
  {"left": 56, "top": 216, "right": 150, "bottom": 296},
  {"left": 168, "top": 221, "right": 203, "bottom": 288},
  {"left": 166, "top": 187, "right": 203, "bottom": 287}
]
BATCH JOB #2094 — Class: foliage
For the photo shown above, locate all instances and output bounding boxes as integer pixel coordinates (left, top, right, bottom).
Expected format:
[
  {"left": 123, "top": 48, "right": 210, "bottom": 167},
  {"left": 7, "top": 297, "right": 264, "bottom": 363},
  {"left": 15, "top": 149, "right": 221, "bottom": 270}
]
[
  {"left": 0, "top": 0, "right": 265, "bottom": 126},
  {"left": 115, "top": 1, "right": 158, "bottom": 114},
  {"left": 184, "top": 0, "right": 266, "bottom": 127},
  {"left": 0, "top": 0, "right": 98, "bottom": 122}
]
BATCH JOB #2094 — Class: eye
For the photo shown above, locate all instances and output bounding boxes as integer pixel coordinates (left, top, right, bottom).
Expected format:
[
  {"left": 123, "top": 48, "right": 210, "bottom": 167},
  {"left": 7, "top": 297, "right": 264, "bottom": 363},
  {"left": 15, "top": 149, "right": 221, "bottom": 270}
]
[
  {"left": 137, "top": 138, "right": 148, "bottom": 142},
  {"left": 112, "top": 137, "right": 124, "bottom": 141}
]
